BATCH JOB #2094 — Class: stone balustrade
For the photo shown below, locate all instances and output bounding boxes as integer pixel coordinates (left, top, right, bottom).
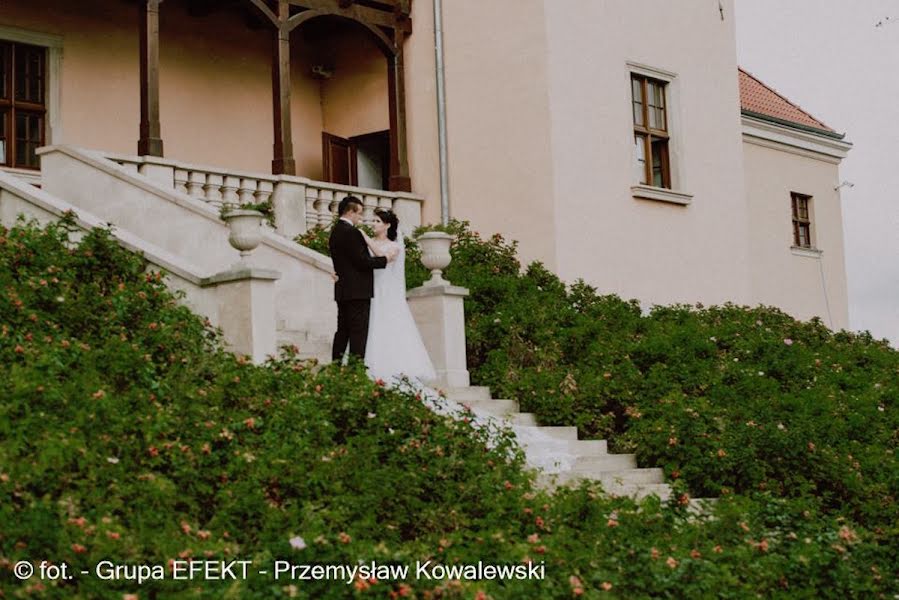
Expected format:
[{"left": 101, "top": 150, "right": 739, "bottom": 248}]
[{"left": 104, "top": 152, "right": 425, "bottom": 238}]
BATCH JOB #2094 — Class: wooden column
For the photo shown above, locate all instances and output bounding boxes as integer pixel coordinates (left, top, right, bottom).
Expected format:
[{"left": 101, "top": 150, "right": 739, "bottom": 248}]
[
  {"left": 271, "top": 1, "right": 296, "bottom": 175},
  {"left": 138, "top": 0, "right": 164, "bottom": 157},
  {"left": 387, "top": 27, "right": 411, "bottom": 192}
]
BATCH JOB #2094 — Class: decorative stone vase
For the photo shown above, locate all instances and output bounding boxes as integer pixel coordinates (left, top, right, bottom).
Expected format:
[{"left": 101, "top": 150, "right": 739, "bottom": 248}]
[
  {"left": 417, "top": 231, "right": 454, "bottom": 287},
  {"left": 223, "top": 208, "right": 264, "bottom": 261}
]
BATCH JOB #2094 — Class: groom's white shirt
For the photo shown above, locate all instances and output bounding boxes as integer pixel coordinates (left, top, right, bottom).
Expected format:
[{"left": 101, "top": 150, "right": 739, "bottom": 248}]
[{"left": 339, "top": 217, "right": 354, "bottom": 227}]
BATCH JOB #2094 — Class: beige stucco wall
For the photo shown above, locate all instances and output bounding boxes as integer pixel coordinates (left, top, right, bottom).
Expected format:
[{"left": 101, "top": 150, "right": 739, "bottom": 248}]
[
  {"left": 743, "top": 139, "right": 850, "bottom": 330},
  {"left": 317, "top": 26, "right": 389, "bottom": 140},
  {"left": 405, "top": 0, "right": 559, "bottom": 268},
  {"left": 540, "top": 0, "right": 751, "bottom": 307}
]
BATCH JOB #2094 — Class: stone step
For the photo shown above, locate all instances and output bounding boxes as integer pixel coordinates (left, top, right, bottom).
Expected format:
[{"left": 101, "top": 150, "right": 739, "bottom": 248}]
[
  {"left": 508, "top": 412, "right": 538, "bottom": 426},
  {"left": 463, "top": 399, "right": 520, "bottom": 417},
  {"left": 607, "top": 483, "right": 672, "bottom": 502},
  {"left": 573, "top": 453, "right": 638, "bottom": 473},
  {"left": 520, "top": 438, "right": 608, "bottom": 456},
  {"left": 596, "top": 467, "right": 665, "bottom": 486},
  {"left": 515, "top": 425, "right": 579, "bottom": 441},
  {"left": 440, "top": 386, "right": 492, "bottom": 402},
  {"left": 276, "top": 334, "right": 331, "bottom": 362}
]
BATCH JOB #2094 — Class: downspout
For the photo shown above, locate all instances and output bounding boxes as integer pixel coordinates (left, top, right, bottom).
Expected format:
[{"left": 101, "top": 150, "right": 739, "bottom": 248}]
[{"left": 433, "top": 0, "right": 450, "bottom": 225}]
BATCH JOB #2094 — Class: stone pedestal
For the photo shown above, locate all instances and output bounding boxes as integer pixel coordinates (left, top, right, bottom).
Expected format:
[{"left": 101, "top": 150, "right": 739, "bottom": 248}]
[
  {"left": 203, "top": 266, "right": 280, "bottom": 364},
  {"left": 271, "top": 178, "right": 307, "bottom": 239},
  {"left": 407, "top": 283, "right": 470, "bottom": 387}
]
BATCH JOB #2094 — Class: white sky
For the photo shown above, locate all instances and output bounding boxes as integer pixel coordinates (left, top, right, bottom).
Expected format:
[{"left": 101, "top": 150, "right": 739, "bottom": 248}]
[{"left": 735, "top": 0, "right": 899, "bottom": 347}]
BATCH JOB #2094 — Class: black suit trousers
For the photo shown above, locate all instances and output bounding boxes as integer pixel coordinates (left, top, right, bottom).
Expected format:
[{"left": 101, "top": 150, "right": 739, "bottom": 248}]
[{"left": 332, "top": 298, "right": 371, "bottom": 361}]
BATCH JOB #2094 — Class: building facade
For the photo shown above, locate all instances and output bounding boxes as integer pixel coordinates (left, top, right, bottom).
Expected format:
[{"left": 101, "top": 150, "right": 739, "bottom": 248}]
[{"left": 0, "top": 0, "right": 852, "bottom": 330}]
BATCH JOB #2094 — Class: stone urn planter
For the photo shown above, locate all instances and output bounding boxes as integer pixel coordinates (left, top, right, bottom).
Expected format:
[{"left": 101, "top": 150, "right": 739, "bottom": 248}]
[
  {"left": 222, "top": 208, "right": 264, "bottom": 262},
  {"left": 417, "top": 231, "right": 454, "bottom": 286}
]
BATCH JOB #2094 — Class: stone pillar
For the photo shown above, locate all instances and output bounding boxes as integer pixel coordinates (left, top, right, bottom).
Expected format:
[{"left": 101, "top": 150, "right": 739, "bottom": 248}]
[
  {"left": 271, "top": 179, "right": 307, "bottom": 239},
  {"left": 203, "top": 266, "right": 280, "bottom": 364},
  {"left": 407, "top": 284, "right": 470, "bottom": 387},
  {"left": 137, "top": 157, "right": 175, "bottom": 188}
]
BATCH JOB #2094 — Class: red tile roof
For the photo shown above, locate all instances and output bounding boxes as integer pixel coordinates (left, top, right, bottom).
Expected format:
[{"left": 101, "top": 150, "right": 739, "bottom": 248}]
[{"left": 738, "top": 68, "right": 834, "bottom": 133}]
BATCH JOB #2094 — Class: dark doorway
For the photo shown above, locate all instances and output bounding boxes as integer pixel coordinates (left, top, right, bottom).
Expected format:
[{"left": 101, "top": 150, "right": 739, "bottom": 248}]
[{"left": 322, "top": 130, "right": 389, "bottom": 190}]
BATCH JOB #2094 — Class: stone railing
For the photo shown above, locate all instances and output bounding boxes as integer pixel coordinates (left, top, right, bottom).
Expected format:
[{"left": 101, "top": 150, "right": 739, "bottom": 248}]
[{"left": 103, "top": 152, "right": 425, "bottom": 239}]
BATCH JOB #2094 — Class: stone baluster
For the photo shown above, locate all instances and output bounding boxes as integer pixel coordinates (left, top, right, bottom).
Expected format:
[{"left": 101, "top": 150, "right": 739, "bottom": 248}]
[
  {"left": 238, "top": 179, "right": 258, "bottom": 205},
  {"left": 174, "top": 169, "right": 189, "bottom": 195},
  {"left": 305, "top": 188, "right": 320, "bottom": 228},
  {"left": 377, "top": 195, "right": 392, "bottom": 213},
  {"left": 363, "top": 195, "right": 378, "bottom": 225},
  {"left": 222, "top": 176, "right": 240, "bottom": 205},
  {"left": 317, "top": 189, "right": 333, "bottom": 226},
  {"left": 330, "top": 191, "right": 344, "bottom": 220},
  {"left": 187, "top": 171, "right": 206, "bottom": 198},
  {"left": 204, "top": 174, "right": 224, "bottom": 203},
  {"left": 255, "top": 180, "right": 274, "bottom": 205}
]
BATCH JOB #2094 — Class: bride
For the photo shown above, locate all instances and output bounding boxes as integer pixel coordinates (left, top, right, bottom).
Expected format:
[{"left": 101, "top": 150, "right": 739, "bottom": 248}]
[
  {"left": 360, "top": 209, "right": 437, "bottom": 385},
  {"left": 359, "top": 210, "right": 578, "bottom": 473}
]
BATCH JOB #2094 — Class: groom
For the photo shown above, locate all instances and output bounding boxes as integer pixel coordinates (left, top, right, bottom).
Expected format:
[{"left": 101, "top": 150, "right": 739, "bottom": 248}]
[{"left": 329, "top": 196, "right": 390, "bottom": 362}]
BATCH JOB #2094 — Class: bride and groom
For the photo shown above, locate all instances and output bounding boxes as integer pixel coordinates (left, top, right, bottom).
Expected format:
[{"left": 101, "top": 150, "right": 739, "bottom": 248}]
[{"left": 329, "top": 196, "right": 436, "bottom": 384}]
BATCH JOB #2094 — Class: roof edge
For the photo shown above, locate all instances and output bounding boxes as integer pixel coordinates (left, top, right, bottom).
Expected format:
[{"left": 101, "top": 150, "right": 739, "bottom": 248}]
[{"left": 740, "top": 109, "right": 846, "bottom": 141}]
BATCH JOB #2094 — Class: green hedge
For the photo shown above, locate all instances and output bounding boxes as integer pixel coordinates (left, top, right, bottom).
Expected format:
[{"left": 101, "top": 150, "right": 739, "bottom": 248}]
[{"left": 0, "top": 217, "right": 895, "bottom": 597}]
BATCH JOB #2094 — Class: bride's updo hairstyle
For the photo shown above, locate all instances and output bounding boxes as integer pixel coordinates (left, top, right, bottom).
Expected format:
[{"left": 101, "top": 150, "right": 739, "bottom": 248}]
[{"left": 374, "top": 208, "right": 399, "bottom": 241}]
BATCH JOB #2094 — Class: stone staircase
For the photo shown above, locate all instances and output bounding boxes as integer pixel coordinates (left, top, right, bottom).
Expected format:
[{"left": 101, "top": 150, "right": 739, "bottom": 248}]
[{"left": 441, "top": 386, "right": 673, "bottom": 501}]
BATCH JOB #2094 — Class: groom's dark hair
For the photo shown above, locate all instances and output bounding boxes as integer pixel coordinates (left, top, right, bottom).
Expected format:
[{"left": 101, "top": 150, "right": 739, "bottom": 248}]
[{"left": 338, "top": 195, "right": 364, "bottom": 216}]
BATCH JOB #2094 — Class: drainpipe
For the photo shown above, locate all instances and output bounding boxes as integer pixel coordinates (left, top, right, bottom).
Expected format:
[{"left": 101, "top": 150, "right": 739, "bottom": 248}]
[{"left": 433, "top": 0, "right": 450, "bottom": 225}]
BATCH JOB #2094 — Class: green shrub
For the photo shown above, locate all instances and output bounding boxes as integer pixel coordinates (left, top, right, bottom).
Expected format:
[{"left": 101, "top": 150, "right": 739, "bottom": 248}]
[
  {"left": 298, "top": 218, "right": 899, "bottom": 595},
  {"left": 2, "top": 217, "right": 893, "bottom": 597}
]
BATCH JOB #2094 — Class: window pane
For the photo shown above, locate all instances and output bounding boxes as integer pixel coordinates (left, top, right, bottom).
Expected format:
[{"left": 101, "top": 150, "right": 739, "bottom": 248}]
[
  {"left": 648, "top": 81, "right": 666, "bottom": 130},
  {"left": 632, "top": 77, "right": 644, "bottom": 126},
  {"left": 799, "top": 224, "right": 810, "bottom": 247},
  {"left": 634, "top": 134, "right": 647, "bottom": 184},
  {"left": 15, "top": 112, "right": 43, "bottom": 168},
  {"left": 651, "top": 137, "right": 668, "bottom": 188},
  {"left": 14, "top": 45, "right": 45, "bottom": 104}
]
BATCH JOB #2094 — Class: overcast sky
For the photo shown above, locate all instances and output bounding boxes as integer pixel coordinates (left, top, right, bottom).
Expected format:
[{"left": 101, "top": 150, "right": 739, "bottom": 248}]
[{"left": 734, "top": 0, "right": 899, "bottom": 348}]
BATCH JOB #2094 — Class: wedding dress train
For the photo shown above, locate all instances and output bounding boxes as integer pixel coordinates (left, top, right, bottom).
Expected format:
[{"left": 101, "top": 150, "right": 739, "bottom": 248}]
[{"left": 364, "top": 232, "right": 437, "bottom": 385}]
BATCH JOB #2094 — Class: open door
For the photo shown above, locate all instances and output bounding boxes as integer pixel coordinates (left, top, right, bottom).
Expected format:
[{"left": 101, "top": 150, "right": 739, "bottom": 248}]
[
  {"left": 322, "top": 130, "right": 390, "bottom": 190},
  {"left": 322, "top": 132, "right": 357, "bottom": 185},
  {"left": 351, "top": 130, "right": 390, "bottom": 191}
]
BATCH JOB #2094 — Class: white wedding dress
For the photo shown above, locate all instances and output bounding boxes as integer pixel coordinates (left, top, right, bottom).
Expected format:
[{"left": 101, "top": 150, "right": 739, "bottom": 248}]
[
  {"left": 364, "top": 232, "right": 578, "bottom": 474},
  {"left": 364, "top": 232, "right": 437, "bottom": 385}
]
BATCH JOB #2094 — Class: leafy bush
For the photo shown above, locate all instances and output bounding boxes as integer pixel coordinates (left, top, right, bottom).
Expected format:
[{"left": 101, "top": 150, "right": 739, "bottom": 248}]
[
  {"left": 297, "top": 218, "right": 899, "bottom": 595},
  {"left": 1, "top": 217, "right": 893, "bottom": 597}
]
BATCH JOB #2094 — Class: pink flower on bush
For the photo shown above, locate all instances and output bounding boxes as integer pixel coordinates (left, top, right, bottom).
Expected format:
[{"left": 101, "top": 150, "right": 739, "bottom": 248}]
[
  {"left": 784, "top": 338, "right": 794, "bottom": 346},
  {"left": 601, "top": 582, "right": 613, "bottom": 591},
  {"left": 666, "top": 556, "right": 678, "bottom": 569}
]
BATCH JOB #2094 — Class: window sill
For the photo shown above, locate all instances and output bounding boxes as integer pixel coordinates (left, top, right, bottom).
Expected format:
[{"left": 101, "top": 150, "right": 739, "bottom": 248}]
[
  {"left": 790, "top": 246, "right": 822, "bottom": 258},
  {"left": 631, "top": 185, "right": 693, "bottom": 205}
]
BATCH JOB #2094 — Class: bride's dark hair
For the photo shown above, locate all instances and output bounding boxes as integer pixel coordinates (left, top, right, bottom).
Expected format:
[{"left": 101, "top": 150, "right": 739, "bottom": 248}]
[{"left": 374, "top": 208, "right": 399, "bottom": 241}]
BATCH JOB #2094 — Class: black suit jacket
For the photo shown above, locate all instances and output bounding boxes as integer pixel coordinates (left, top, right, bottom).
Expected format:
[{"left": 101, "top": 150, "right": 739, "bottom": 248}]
[{"left": 328, "top": 219, "right": 387, "bottom": 301}]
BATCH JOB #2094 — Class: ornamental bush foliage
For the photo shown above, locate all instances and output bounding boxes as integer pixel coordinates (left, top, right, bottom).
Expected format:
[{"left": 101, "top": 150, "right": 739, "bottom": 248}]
[
  {"left": 0, "top": 217, "right": 895, "bottom": 597},
  {"left": 300, "top": 218, "right": 899, "bottom": 596}
]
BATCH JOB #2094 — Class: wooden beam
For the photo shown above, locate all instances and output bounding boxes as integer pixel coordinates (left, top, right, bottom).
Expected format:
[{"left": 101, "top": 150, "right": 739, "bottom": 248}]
[
  {"left": 138, "top": 0, "right": 163, "bottom": 157},
  {"left": 271, "top": 1, "right": 296, "bottom": 175},
  {"left": 387, "top": 26, "right": 410, "bottom": 191},
  {"left": 244, "top": 0, "right": 279, "bottom": 27},
  {"left": 287, "top": 0, "right": 411, "bottom": 32}
]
